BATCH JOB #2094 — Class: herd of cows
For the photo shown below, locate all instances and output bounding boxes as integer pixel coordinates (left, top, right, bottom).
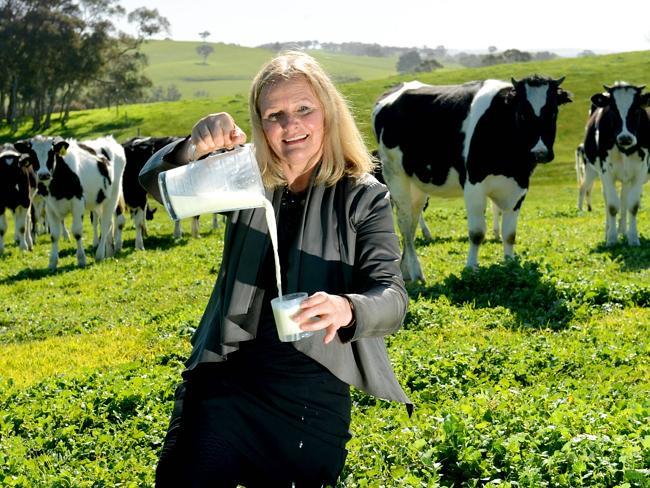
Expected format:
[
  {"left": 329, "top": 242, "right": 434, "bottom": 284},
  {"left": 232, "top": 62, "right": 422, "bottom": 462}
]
[
  {"left": 0, "top": 75, "right": 649, "bottom": 281},
  {"left": 373, "top": 76, "right": 649, "bottom": 281}
]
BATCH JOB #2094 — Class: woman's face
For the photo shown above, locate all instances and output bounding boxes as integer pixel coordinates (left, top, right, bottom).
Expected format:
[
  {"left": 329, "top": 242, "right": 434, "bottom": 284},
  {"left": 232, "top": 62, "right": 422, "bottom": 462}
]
[{"left": 259, "top": 76, "right": 325, "bottom": 177}]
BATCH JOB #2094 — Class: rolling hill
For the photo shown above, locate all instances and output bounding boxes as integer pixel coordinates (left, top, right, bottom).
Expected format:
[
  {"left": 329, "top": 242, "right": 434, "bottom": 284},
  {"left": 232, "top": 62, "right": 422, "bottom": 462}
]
[{"left": 140, "top": 40, "right": 399, "bottom": 100}]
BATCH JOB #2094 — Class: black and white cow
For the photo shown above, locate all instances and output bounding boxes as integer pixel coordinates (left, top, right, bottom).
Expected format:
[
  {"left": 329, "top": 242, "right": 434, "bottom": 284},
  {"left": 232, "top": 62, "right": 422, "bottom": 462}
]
[
  {"left": 122, "top": 136, "right": 194, "bottom": 248},
  {"left": 373, "top": 75, "right": 571, "bottom": 280},
  {"left": 581, "top": 82, "right": 650, "bottom": 246},
  {"left": 80, "top": 137, "right": 128, "bottom": 252},
  {"left": 14, "top": 135, "right": 125, "bottom": 270},
  {"left": 0, "top": 144, "right": 35, "bottom": 253}
]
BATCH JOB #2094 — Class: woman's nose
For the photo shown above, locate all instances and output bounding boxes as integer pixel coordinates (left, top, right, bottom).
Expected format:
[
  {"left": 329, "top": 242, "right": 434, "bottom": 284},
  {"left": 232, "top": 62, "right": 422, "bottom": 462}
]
[{"left": 280, "top": 113, "right": 299, "bottom": 128}]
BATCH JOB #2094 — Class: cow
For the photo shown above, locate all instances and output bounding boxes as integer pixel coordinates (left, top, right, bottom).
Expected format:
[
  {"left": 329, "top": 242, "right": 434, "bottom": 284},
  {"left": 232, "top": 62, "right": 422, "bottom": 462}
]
[
  {"left": 581, "top": 82, "right": 650, "bottom": 246},
  {"left": 373, "top": 75, "right": 571, "bottom": 281},
  {"left": 0, "top": 144, "right": 34, "bottom": 253},
  {"left": 14, "top": 135, "right": 125, "bottom": 270},
  {"left": 121, "top": 136, "right": 200, "bottom": 248},
  {"left": 80, "top": 137, "right": 128, "bottom": 252}
]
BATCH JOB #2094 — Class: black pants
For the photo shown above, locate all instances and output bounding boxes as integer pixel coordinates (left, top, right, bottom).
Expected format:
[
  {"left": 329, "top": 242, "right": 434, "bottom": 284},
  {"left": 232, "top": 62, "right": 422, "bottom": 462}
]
[{"left": 155, "top": 371, "right": 348, "bottom": 488}]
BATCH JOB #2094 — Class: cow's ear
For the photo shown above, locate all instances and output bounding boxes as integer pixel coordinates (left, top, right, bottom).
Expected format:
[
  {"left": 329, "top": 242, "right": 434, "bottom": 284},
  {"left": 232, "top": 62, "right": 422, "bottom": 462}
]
[
  {"left": 557, "top": 88, "right": 573, "bottom": 105},
  {"left": 504, "top": 86, "right": 517, "bottom": 105},
  {"left": 640, "top": 92, "right": 650, "bottom": 108},
  {"left": 591, "top": 93, "right": 610, "bottom": 107},
  {"left": 13, "top": 140, "right": 31, "bottom": 154},
  {"left": 53, "top": 140, "right": 69, "bottom": 156},
  {"left": 19, "top": 153, "right": 32, "bottom": 167}
]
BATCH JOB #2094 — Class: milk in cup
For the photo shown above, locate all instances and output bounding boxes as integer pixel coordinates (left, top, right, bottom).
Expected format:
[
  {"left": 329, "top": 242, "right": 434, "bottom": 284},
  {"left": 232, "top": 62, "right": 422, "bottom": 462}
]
[{"left": 271, "top": 292, "right": 314, "bottom": 342}]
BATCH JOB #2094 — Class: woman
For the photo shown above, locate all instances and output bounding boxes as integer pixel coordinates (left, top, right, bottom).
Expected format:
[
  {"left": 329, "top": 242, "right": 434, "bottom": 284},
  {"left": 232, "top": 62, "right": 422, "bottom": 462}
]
[{"left": 140, "top": 51, "right": 411, "bottom": 487}]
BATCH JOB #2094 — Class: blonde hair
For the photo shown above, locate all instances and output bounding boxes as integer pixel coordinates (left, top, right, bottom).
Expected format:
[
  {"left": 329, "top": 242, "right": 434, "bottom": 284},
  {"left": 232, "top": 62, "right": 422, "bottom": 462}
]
[{"left": 249, "top": 51, "right": 375, "bottom": 188}]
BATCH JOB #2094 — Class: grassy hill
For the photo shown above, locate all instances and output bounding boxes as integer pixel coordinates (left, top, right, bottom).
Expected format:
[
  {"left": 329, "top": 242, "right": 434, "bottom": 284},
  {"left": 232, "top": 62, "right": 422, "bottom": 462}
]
[
  {"left": 140, "top": 40, "right": 399, "bottom": 100},
  {"left": 2, "top": 49, "right": 648, "bottom": 187}
]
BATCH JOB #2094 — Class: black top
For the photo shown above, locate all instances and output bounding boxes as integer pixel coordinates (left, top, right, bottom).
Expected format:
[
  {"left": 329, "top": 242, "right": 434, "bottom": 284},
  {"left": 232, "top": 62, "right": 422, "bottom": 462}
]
[{"left": 230, "top": 187, "right": 351, "bottom": 447}]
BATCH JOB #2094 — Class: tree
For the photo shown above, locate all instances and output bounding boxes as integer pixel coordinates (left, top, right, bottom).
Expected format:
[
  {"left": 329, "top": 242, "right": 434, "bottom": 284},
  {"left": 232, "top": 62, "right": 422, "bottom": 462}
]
[
  {"left": 0, "top": 0, "right": 170, "bottom": 127},
  {"left": 96, "top": 7, "right": 169, "bottom": 113},
  {"left": 397, "top": 51, "right": 422, "bottom": 73},
  {"left": 414, "top": 58, "right": 443, "bottom": 72},
  {"left": 196, "top": 43, "right": 214, "bottom": 64},
  {"left": 502, "top": 49, "right": 532, "bottom": 63},
  {"left": 196, "top": 30, "right": 214, "bottom": 64}
]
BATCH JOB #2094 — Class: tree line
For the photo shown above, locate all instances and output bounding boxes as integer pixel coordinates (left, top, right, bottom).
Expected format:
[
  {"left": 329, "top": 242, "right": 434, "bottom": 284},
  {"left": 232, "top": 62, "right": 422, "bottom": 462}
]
[
  {"left": 256, "top": 40, "right": 559, "bottom": 73},
  {"left": 0, "top": 0, "right": 169, "bottom": 132}
]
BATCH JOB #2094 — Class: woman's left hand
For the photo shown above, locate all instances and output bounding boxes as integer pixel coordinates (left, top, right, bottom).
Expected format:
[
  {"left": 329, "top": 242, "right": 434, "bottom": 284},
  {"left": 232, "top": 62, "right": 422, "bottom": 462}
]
[{"left": 293, "top": 292, "right": 353, "bottom": 345}]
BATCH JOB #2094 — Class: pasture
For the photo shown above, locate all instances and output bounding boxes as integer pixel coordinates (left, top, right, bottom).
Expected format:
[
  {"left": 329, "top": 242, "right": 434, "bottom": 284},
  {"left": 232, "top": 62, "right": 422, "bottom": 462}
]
[
  {"left": 0, "top": 50, "right": 649, "bottom": 486},
  {"left": 140, "top": 40, "right": 399, "bottom": 100}
]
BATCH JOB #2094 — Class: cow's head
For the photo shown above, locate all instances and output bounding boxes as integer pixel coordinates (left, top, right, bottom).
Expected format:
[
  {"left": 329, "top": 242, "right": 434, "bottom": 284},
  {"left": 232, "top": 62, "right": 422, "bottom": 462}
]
[
  {"left": 591, "top": 82, "right": 650, "bottom": 151},
  {"left": 0, "top": 147, "right": 22, "bottom": 167},
  {"left": 507, "top": 75, "right": 572, "bottom": 164},
  {"left": 13, "top": 135, "right": 69, "bottom": 183}
]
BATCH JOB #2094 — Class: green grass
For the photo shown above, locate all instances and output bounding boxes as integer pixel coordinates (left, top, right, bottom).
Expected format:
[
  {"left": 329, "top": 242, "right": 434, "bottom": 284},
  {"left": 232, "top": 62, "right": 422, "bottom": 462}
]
[
  {"left": 0, "top": 50, "right": 649, "bottom": 486},
  {"left": 1, "top": 177, "right": 649, "bottom": 486}
]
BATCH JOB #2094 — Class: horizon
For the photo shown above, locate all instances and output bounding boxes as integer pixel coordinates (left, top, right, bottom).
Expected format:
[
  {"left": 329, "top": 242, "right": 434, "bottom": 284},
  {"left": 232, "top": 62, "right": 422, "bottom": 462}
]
[{"left": 116, "top": 0, "right": 650, "bottom": 55}]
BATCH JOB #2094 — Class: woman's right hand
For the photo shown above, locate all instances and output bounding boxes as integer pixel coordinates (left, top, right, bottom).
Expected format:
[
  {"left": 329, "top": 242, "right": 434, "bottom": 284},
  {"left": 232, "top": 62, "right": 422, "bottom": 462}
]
[{"left": 190, "top": 112, "right": 247, "bottom": 159}]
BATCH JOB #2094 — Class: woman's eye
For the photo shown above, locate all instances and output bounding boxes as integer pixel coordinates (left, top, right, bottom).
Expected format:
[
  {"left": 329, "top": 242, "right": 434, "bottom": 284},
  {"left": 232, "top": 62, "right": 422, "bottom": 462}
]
[
  {"left": 266, "top": 112, "right": 280, "bottom": 122},
  {"left": 298, "top": 106, "right": 312, "bottom": 114}
]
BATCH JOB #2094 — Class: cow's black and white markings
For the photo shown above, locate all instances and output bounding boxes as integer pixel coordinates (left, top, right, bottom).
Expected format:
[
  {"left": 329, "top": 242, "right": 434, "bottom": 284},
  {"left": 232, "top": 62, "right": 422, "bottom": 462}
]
[
  {"left": 373, "top": 76, "right": 571, "bottom": 281},
  {"left": 0, "top": 144, "right": 35, "bottom": 253},
  {"left": 122, "top": 136, "right": 184, "bottom": 248},
  {"left": 581, "top": 82, "right": 650, "bottom": 246},
  {"left": 14, "top": 135, "right": 125, "bottom": 270},
  {"left": 81, "top": 137, "right": 127, "bottom": 252}
]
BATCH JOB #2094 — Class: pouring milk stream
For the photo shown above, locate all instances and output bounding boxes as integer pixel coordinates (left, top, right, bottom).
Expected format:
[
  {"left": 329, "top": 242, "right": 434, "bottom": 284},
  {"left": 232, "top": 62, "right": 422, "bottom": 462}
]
[{"left": 158, "top": 144, "right": 308, "bottom": 341}]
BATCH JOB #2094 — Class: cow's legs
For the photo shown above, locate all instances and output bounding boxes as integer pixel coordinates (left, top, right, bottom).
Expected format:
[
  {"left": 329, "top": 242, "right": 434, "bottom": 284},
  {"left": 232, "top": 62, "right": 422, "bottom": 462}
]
[
  {"left": 133, "top": 207, "right": 146, "bottom": 250},
  {"left": 601, "top": 173, "right": 620, "bottom": 246},
  {"left": 395, "top": 186, "right": 428, "bottom": 282},
  {"left": 212, "top": 213, "right": 220, "bottom": 230},
  {"left": 13, "top": 206, "right": 30, "bottom": 251},
  {"left": 464, "top": 185, "right": 487, "bottom": 268},
  {"left": 491, "top": 200, "right": 501, "bottom": 240},
  {"left": 579, "top": 166, "right": 597, "bottom": 212},
  {"left": 191, "top": 216, "right": 200, "bottom": 238},
  {"left": 624, "top": 180, "right": 643, "bottom": 246},
  {"left": 619, "top": 184, "right": 628, "bottom": 236},
  {"left": 96, "top": 202, "right": 115, "bottom": 261},
  {"left": 0, "top": 210, "right": 6, "bottom": 254},
  {"left": 24, "top": 207, "right": 34, "bottom": 250},
  {"left": 46, "top": 207, "right": 63, "bottom": 270},
  {"left": 61, "top": 218, "right": 70, "bottom": 241},
  {"left": 70, "top": 200, "right": 87, "bottom": 267},
  {"left": 501, "top": 207, "right": 521, "bottom": 259},
  {"left": 418, "top": 213, "right": 433, "bottom": 241},
  {"left": 90, "top": 210, "right": 100, "bottom": 248},
  {"left": 114, "top": 206, "right": 125, "bottom": 253}
]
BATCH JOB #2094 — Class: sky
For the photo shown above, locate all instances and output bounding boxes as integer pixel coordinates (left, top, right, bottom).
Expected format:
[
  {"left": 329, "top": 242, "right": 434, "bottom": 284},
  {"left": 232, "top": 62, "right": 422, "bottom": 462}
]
[{"left": 116, "top": 0, "right": 650, "bottom": 54}]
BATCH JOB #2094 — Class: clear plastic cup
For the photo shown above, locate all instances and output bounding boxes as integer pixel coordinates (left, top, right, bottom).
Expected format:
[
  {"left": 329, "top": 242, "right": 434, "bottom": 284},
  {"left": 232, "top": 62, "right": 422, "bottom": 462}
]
[
  {"left": 271, "top": 292, "right": 314, "bottom": 342},
  {"left": 158, "top": 144, "right": 265, "bottom": 221}
]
